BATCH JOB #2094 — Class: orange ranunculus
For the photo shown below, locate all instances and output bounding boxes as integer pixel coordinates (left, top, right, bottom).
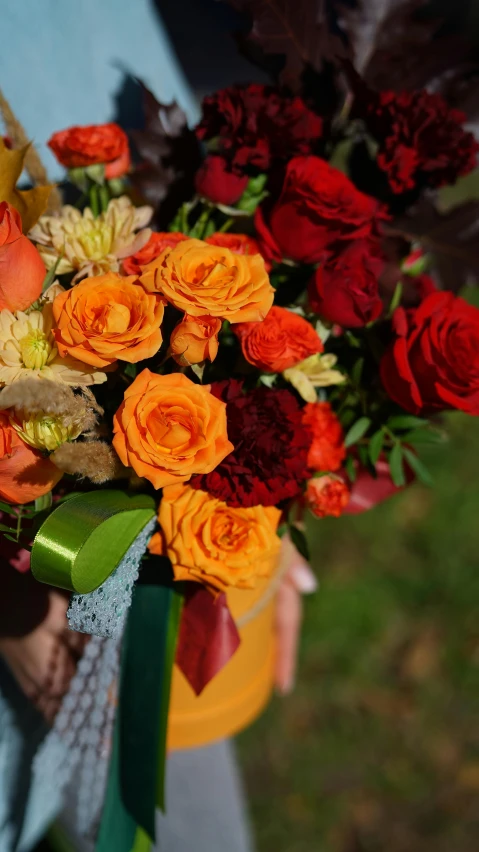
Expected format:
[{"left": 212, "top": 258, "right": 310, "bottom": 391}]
[
  {"left": 306, "top": 474, "right": 350, "bottom": 518},
  {"left": 169, "top": 315, "right": 222, "bottom": 366},
  {"left": 48, "top": 123, "right": 130, "bottom": 179},
  {"left": 0, "top": 413, "right": 62, "bottom": 504},
  {"left": 139, "top": 237, "right": 274, "bottom": 323},
  {"left": 302, "top": 401, "right": 346, "bottom": 472},
  {"left": 52, "top": 273, "right": 164, "bottom": 368},
  {"left": 112, "top": 369, "right": 233, "bottom": 489},
  {"left": 234, "top": 305, "right": 323, "bottom": 373},
  {"left": 148, "top": 483, "right": 281, "bottom": 593},
  {"left": 122, "top": 232, "right": 188, "bottom": 275},
  {"left": 0, "top": 202, "right": 45, "bottom": 312},
  {"left": 206, "top": 231, "right": 272, "bottom": 272}
]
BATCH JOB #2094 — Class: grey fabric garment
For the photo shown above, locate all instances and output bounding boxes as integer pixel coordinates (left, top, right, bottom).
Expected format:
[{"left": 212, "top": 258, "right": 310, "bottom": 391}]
[
  {"left": 155, "top": 740, "right": 253, "bottom": 852},
  {"left": 57, "top": 739, "right": 253, "bottom": 852}
]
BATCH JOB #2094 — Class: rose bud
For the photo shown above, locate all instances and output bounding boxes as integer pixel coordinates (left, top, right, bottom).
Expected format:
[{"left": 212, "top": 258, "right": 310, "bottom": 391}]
[
  {"left": 195, "top": 156, "right": 248, "bottom": 206},
  {"left": 0, "top": 202, "right": 46, "bottom": 312}
]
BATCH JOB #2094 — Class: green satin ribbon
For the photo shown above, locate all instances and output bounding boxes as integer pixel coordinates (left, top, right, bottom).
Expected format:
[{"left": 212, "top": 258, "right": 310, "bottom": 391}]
[{"left": 31, "top": 490, "right": 156, "bottom": 593}]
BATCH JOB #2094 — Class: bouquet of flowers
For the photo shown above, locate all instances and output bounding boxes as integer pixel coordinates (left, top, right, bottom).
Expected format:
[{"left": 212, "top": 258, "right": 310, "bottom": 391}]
[{"left": 2, "top": 2, "right": 479, "bottom": 848}]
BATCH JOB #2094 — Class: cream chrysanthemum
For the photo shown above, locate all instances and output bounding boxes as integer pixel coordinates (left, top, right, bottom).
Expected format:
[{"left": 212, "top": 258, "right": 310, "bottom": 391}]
[
  {"left": 0, "top": 303, "right": 106, "bottom": 385},
  {"left": 29, "top": 196, "right": 153, "bottom": 281},
  {"left": 10, "top": 411, "right": 84, "bottom": 452}
]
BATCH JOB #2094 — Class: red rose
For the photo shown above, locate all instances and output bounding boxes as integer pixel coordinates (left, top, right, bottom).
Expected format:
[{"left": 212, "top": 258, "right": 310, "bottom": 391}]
[
  {"left": 194, "top": 156, "right": 248, "bottom": 205},
  {"left": 234, "top": 305, "right": 323, "bottom": 373},
  {"left": 196, "top": 84, "right": 322, "bottom": 174},
  {"left": 302, "top": 402, "right": 345, "bottom": 472},
  {"left": 0, "top": 202, "right": 45, "bottom": 312},
  {"left": 48, "top": 123, "right": 130, "bottom": 179},
  {"left": 255, "top": 157, "right": 385, "bottom": 265},
  {"left": 309, "top": 240, "right": 384, "bottom": 327},
  {"left": 361, "top": 89, "right": 478, "bottom": 193},
  {"left": 381, "top": 291, "right": 479, "bottom": 415},
  {"left": 122, "top": 232, "right": 188, "bottom": 275}
]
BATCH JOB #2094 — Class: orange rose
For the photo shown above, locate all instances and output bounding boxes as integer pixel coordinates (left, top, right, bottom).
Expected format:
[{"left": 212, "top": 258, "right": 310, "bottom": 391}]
[
  {"left": 0, "top": 413, "right": 62, "bottom": 504},
  {"left": 302, "top": 402, "right": 345, "bottom": 472},
  {"left": 206, "top": 232, "right": 272, "bottom": 272},
  {"left": 52, "top": 273, "right": 164, "bottom": 367},
  {"left": 306, "top": 474, "right": 350, "bottom": 518},
  {"left": 149, "top": 483, "right": 281, "bottom": 593},
  {"left": 112, "top": 370, "right": 233, "bottom": 488},
  {"left": 234, "top": 305, "right": 323, "bottom": 373},
  {"left": 122, "top": 232, "right": 188, "bottom": 275},
  {"left": 48, "top": 123, "right": 130, "bottom": 179},
  {"left": 140, "top": 237, "right": 274, "bottom": 323},
  {"left": 0, "top": 202, "right": 45, "bottom": 312},
  {"left": 169, "top": 315, "right": 222, "bottom": 366}
]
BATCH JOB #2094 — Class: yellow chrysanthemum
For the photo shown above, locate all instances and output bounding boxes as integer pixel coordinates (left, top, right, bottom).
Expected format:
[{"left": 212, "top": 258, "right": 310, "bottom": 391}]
[
  {"left": 29, "top": 196, "right": 153, "bottom": 281},
  {"left": 283, "top": 353, "right": 345, "bottom": 403},
  {"left": 0, "top": 303, "right": 106, "bottom": 385},
  {"left": 10, "top": 410, "right": 83, "bottom": 452}
]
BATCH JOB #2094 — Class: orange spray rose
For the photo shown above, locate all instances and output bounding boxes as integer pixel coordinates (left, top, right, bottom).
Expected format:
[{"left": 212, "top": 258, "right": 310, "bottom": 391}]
[
  {"left": 169, "top": 315, "right": 222, "bottom": 366},
  {"left": 139, "top": 237, "right": 274, "bottom": 323},
  {"left": 302, "top": 402, "right": 346, "bottom": 472},
  {"left": 306, "top": 475, "right": 350, "bottom": 518},
  {"left": 48, "top": 123, "right": 130, "bottom": 179},
  {"left": 0, "top": 413, "right": 62, "bottom": 504},
  {"left": 148, "top": 483, "right": 281, "bottom": 593},
  {"left": 122, "top": 232, "right": 188, "bottom": 275},
  {"left": 0, "top": 202, "right": 45, "bottom": 312},
  {"left": 234, "top": 305, "right": 323, "bottom": 373},
  {"left": 112, "top": 370, "right": 233, "bottom": 489},
  {"left": 52, "top": 273, "right": 164, "bottom": 367}
]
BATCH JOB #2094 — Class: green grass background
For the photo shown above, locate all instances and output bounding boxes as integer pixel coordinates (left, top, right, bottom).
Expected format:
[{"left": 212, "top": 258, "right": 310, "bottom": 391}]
[{"left": 238, "top": 413, "right": 479, "bottom": 852}]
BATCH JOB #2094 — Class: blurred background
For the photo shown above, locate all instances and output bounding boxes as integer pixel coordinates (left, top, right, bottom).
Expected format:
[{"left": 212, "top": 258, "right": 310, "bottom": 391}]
[{"left": 238, "top": 412, "right": 479, "bottom": 852}]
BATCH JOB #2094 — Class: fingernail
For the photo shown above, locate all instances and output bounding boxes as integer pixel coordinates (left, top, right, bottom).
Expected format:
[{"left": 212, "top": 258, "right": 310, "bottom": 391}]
[{"left": 290, "top": 562, "right": 318, "bottom": 594}]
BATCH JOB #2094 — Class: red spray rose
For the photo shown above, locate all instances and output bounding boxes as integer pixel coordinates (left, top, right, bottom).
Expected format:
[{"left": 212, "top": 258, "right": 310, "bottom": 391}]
[
  {"left": 255, "top": 157, "right": 385, "bottom": 265},
  {"left": 122, "top": 232, "right": 188, "bottom": 275},
  {"left": 191, "top": 380, "right": 311, "bottom": 507},
  {"left": 306, "top": 475, "right": 350, "bottom": 518},
  {"left": 196, "top": 84, "right": 322, "bottom": 174},
  {"left": 0, "top": 202, "right": 45, "bottom": 311},
  {"left": 309, "top": 240, "right": 385, "bottom": 328},
  {"left": 381, "top": 291, "right": 479, "bottom": 415},
  {"left": 48, "top": 123, "right": 130, "bottom": 179},
  {"left": 195, "top": 155, "right": 248, "bottom": 205},
  {"left": 302, "top": 402, "right": 346, "bottom": 472},
  {"left": 234, "top": 306, "right": 323, "bottom": 373},
  {"left": 362, "top": 89, "right": 478, "bottom": 194}
]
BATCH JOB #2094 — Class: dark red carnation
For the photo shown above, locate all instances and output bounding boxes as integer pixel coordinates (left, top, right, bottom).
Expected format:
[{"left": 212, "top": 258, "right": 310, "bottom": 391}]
[
  {"left": 196, "top": 84, "right": 322, "bottom": 174},
  {"left": 255, "top": 156, "right": 386, "bottom": 265},
  {"left": 309, "top": 239, "right": 385, "bottom": 327},
  {"left": 381, "top": 291, "right": 479, "bottom": 415},
  {"left": 191, "top": 380, "right": 311, "bottom": 507},
  {"left": 361, "top": 89, "right": 478, "bottom": 194},
  {"left": 194, "top": 155, "right": 248, "bottom": 205}
]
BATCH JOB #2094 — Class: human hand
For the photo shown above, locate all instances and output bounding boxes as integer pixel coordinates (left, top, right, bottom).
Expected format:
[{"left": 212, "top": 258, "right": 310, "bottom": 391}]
[
  {"left": 0, "top": 571, "right": 87, "bottom": 723},
  {"left": 275, "top": 534, "right": 317, "bottom": 695}
]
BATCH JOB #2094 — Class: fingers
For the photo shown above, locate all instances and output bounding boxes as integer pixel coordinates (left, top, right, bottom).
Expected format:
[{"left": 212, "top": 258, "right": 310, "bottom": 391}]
[{"left": 275, "top": 579, "right": 302, "bottom": 695}]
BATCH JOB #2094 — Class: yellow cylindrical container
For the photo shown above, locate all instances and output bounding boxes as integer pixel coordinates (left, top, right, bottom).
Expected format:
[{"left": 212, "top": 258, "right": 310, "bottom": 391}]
[{"left": 167, "top": 552, "right": 279, "bottom": 750}]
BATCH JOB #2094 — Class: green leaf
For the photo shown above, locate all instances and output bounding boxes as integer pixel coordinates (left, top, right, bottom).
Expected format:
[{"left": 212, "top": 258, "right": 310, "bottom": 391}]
[
  {"left": 344, "top": 416, "right": 371, "bottom": 448},
  {"left": 3, "top": 533, "right": 18, "bottom": 543},
  {"left": 350, "top": 357, "right": 365, "bottom": 387},
  {"left": 0, "top": 500, "right": 16, "bottom": 515},
  {"left": 42, "top": 253, "right": 64, "bottom": 292},
  {"left": 0, "top": 523, "right": 16, "bottom": 533},
  {"left": 124, "top": 363, "right": 137, "bottom": 379},
  {"left": 402, "top": 428, "right": 446, "bottom": 445},
  {"left": 387, "top": 415, "right": 429, "bottom": 431},
  {"left": 368, "top": 429, "right": 385, "bottom": 466},
  {"left": 344, "top": 454, "right": 357, "bottom": 483},
  {"left": 402, "top": 447, "right": 434, "bottom": 487},
  {"left": 277, "top": 523, "right": 288, "bottom": 538},
  {"left": 289, "top": 524, "right": 310, "bottom": 562},
  {"left": 389, "top": 443, "right": 406, "bottom": 487},
  {"left": 388, "top": 281, "right": 403, "bottom": 316},
  {"left": 35, "top": 491, "right": 52, "bottom": 512}
]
